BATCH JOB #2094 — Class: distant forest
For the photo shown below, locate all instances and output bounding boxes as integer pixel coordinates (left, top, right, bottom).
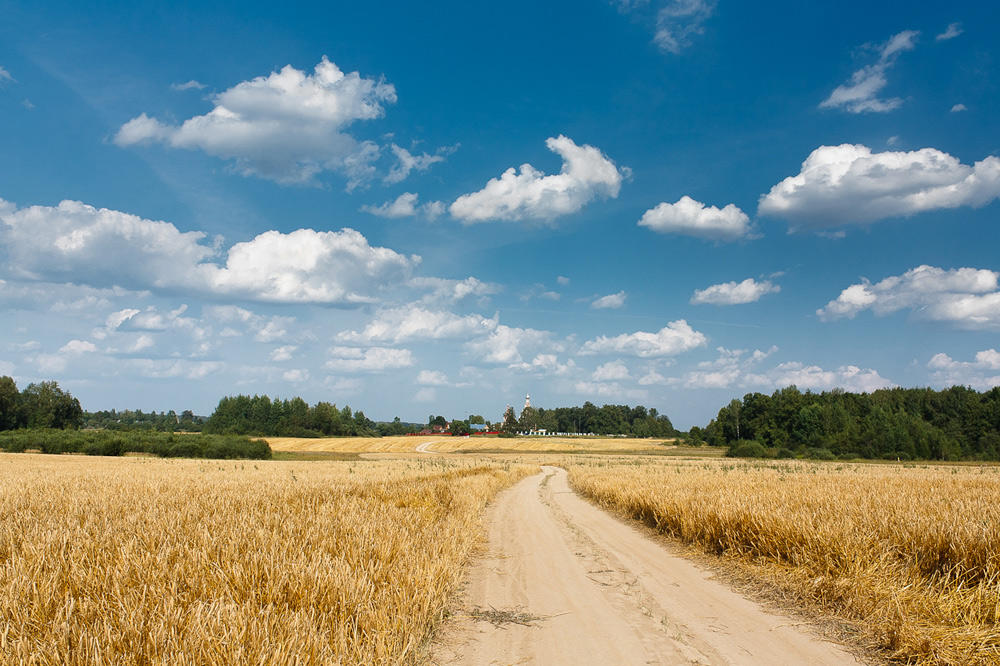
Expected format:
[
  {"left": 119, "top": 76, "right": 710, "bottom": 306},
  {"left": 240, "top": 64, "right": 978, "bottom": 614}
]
[{"left": 698, "top": 385, "right": 1000, "bottom": 461}]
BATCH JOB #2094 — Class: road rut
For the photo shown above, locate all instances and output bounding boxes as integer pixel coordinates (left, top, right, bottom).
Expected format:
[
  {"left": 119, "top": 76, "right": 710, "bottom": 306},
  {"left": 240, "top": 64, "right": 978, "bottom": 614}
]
[{"left": 430, "top": 466, "right": 860, "bottom": 665}]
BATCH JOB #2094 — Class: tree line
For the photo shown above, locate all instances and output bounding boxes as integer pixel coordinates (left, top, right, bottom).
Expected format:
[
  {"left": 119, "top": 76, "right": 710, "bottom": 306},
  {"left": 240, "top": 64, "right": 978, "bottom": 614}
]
[
  {"left": 501, "top": 401, "right": 678, "bottom": 438},
  {"left": 0, "top": 377, "right": 83, "bottom": 431},
  {"left": 699, "top": 385, "right": 1000, "bottom": 461}
]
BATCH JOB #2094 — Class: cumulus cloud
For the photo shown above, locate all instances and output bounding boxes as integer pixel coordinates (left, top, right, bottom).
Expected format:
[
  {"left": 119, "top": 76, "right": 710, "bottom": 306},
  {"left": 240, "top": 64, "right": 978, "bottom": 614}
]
[
  {"left": 270, "top": 345, "right": 297, "bottom": 362},
  {"left": 928, "top": 350, "right": 1000, "bottom": 390},
  {"left": 691, "top": 278, "right": 780, "bottom": 305},
  {"left": 0, "top": 66, "right": 14, "bottom": 84},
  {"left": 416, "top": 369, "right": 450, "bottom": 386},
  {"left": 950, "top": 103, "right": 967, "bottom": 113},
  {"left": 336, "top": 306, "right": 498, "bottom": 344},
  {"left": 0, "top": 198, "right": 417, "bottom": 305},
  {"left": 592, "top": 359, "right": 630, "bottom": 381},
  {"left": 325, "top": 346, "right": 414, "bottom": 372},
  {"left": 114, "top": 57, "right": 396, "bottom": 187},
  {"left": 591, "top": 291, "right": 626, "bottom": 309},
  {"left": 466, "top": 325, "right": 563, "bottom": 365},
  {"left": 362, "top": 192, "right": 420, "bottom": 218},
  {"left": 638, "top": 195, "right": 754, "bottom": 241},
  {"left": 204, "top": 306, "right": 298, "bottom": 343},
  {"left": 820, "top": 31, "right": 919, "bottom": 113},
  {"left": 574, "top": 380, "right": 648, "bottom": 401},
  {"left": 580, "top": 320, "right": 706, "bottom": 357},
  {"left": 744, "top": 362, "right": 895, "bottom": 393},
  {"left": 509, "top": 354, "right": 577, "bottom": 376},
  {"left": 936, "top": 23, "right": 962, "bottom": 41},
  {"left": 413, "top": 387, "right": 437, "bottom": 402},
  {"left": 361, "top": 192, "right": 444, "bottom": 219},
  {"left": 449, "top": 135, "right": 626, "bottom": 224},
  {"left": 758, "top": 144, "right": 1000, "bottom": 229},
  {"left": 818, "top": 265, "right": 1000, "bottom": 329},
  {"left": 557, "top": 275, "right": 570, "bottom": 286},
  {"left": 59, "top": 339, "right": 97, "bottom": 354},
  {"left": 409, "top": 276, "right": 502, "bottom": 304}
]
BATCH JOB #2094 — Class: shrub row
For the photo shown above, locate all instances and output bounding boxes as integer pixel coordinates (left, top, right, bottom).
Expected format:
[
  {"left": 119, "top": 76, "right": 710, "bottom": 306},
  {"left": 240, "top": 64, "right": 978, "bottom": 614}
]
[{"left": 0, "top": 430, "right": 271, "bottom": 460}]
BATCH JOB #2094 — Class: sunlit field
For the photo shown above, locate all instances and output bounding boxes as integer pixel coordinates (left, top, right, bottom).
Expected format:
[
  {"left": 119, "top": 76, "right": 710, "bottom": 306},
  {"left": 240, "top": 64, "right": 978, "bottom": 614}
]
[
  {"left": 267, "top": 435, "right": 691, "bottom": 454},
  {"left": 0, "top": 453, "right": 534, "bottom": 665},
  {"left": 567, "top": 458, "right": 1000, "bottom": 666}
]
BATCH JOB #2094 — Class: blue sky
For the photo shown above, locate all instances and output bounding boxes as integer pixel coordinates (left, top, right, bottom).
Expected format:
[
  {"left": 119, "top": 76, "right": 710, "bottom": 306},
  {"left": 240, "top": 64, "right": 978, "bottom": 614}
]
[{"left": 1, "top": 0, "right": 998, "bottom": 428}]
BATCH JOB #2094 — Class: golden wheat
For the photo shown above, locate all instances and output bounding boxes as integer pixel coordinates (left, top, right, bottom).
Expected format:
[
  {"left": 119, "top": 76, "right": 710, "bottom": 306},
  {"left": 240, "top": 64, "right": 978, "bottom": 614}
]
[
  {"left": 267, "top": 435, "right": 682, "bottom": 454},
  {"left": 0, "top": 453, "right": 533, "bottom": 665},
  {"left": 567, "top": 458, "right": 1000, "bottom": 665}
]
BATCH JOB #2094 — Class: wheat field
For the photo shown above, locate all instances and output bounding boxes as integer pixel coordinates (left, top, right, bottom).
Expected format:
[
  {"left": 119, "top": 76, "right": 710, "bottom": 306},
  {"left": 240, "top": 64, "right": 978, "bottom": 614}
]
[
  {"left": 0, "top": 453, "right": 534, "bottom": 665},
  {"left": 267, "top": 435, "right": 678, "bottom": 454},
  {"left": 567, "top": 458, "right": 1000, "bottom": 665}
]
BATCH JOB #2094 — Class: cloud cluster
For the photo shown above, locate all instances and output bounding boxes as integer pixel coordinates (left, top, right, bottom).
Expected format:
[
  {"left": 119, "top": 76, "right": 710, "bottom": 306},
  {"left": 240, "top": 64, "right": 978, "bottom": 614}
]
[
  {"left": 580, "top": 320, "right": 706, "bottom": 357},
  {"left": 115, "top": 57, "right": 396, "bottom": 187},
  {"left": 0, "top": 198, "right": 416, "bottom": 305},
  {"left": 691, "top": 278, "right": 779, "bottom": 305},
  {"left": 449, "top": 136, "right": 626, "bottom": 224},
  {"left": 639, "top": 195, "right": 753, "bottom": 241},
  {"left": 617, "top": 0, "right": 714, "bottom": 54},
  {"left": 466, "top": 325, "right": 564, "bottom": 365},
  {"left": 818, "top": 265, "right": 1000, "bottom": 329},
  {"left": 928, "top": 349, "right": 1000, "bottom": 390},
  {"left": 336, "top": 306, "right": 498, "bottom": 344},
  {"left": 758, "top": 144, "right": 1000, "bottom": 229},
  {"left": 820, "top": 31, "right": 919, "bottom": 113},
  {"left": 325, "top": 346, "right": 414, "bottom": 372},
  {"left": 384, "top": 144, "right": 451, "bottom": 184}
]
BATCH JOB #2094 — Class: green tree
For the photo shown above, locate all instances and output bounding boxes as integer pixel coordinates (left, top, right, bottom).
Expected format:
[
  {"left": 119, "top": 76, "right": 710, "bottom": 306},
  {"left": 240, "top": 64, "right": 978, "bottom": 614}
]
[
  {"left": 20, "top": 381, "right": 83, "bottom": 429},
  {"left": 501, "top": 406, "right": 518, "bottom": 434},
  {"left": 0, "top": 376, "right": 19, "bottom": 431}
]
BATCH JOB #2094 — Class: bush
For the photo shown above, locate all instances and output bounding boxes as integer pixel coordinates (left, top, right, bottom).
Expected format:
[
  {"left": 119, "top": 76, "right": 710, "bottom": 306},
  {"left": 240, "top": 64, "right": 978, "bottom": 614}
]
[{"left": 727, "top": 440, "right": 768, "bottom": 458}]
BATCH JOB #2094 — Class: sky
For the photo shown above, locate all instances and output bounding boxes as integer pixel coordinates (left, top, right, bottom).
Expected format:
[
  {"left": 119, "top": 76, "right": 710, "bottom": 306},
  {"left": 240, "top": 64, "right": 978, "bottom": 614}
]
[{"left": 1, "top": 0, "right": 998, "bottom": 428}]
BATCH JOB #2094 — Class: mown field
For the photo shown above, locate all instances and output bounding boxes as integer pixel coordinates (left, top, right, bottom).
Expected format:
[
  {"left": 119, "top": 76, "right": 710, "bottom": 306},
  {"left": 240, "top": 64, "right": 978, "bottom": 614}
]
[
  {"left": 267, "top": 434, "right": 692, "bottom": 454},
  {"left": 567, "top": 457, "right": 1000, "bottom": 666},
  {"left": 0, "top": 453, "right": 534, "bottom": 665}
]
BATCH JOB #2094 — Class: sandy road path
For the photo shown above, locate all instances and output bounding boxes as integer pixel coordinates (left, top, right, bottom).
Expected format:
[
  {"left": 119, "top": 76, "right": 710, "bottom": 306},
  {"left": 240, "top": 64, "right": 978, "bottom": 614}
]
[{"left": 430, "top": 466, "right": 860, "bottom": 666}]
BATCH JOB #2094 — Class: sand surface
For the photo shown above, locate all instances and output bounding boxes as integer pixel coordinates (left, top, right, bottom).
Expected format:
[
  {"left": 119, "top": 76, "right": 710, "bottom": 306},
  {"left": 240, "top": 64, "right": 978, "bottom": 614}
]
[{"left": 430, "top": 466, "right": 860, "bottom": 666}]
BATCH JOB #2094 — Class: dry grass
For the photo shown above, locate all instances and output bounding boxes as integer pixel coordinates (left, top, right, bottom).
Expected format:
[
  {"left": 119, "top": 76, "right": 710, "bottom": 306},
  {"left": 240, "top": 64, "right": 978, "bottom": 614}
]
[
  {"left": 267, "top": 435, "right": 685, "bottom": 454},
  {"left": 567, "top": 458, "right": 1000, "bottom": 665},
  {"left": 0, "top": 453, "right": 534, "bottom": 665}
]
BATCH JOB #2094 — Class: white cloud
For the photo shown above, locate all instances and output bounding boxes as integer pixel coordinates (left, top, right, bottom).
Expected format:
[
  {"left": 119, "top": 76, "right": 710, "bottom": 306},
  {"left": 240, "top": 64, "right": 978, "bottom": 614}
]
[
  {"left": 409, "top": 276, "right": 502, "bottom": 304},
  {"left": 928, "top": 350, "right": 1000, "bottom": 390},
  {"left": 573, "top": 381, "right": 647, "bottom": 401},
  {"left": 325, "top": 346, "right": 414, "bottom": 372},
  {"left": 0, "top": 198, "right": 417, "bottom": 305},
  {"left": 127, "top": 358, "right": 223, "bottom": 380},
  {"left": 205, "top": 306, "right": 297, "bottom": 343},
  {"left": 449, "top": 135, "right": 627, "bottom": 224},
  {"left": 0, "top": 66, "right": 14, "bottom": 84},
  {"left": 820, "top": 31, "right": 919, "bottom": 113},
  {"left": 282, "top": 368, "right": 310, "bottom": 383},
  {"left": 592, "top": 359, "right": 630, "bottom": 381},
  {"left": 950, "top": 103, "right": 967, "bottom": 113},
  {"left": 936, "top": 23, "right": 963, "bottom": 41},
  {"left": 362, "top": 192, "right": 420, "bottom": 218},
  {"left": 59, "top": 339, "right": 97, "bottom": 354},
  {"left": 337, "top": 306, "right": 498, "bottom": 344},
  {"left": 114, "top": 57, "right": 396, "bottom": 187},
  {"left": 414, "top": 387, "right": 437, "bottom": 403},
  {"left": 638, "top": 196, "right": 753, "bottom": 241},
  {"left": 616, "top": 1, "right": 714, "bottom": 54},
  {"left": 466, "top": 325, "right": 563, "bottom": 365},
  {"left": 758, "top": 144, "right": 1000, "bottom": 229},
  {"left": 557, "top": 275, "right": 570, "bottom": 286},
  {"left": 744, "top": 362, "right": 895, "bottom": 393},
  {"left": 509, "top": 354, "right": 577, "bottom": 376},
  {"left": 416, "top": 370, "right": 450, "bottom": 386},
  {"left": 580, "top": 320, "right": 707, "bottom": 357},
  {"left": 170, "top": 80, "right": 206, "bottom": 91},
  {"left": 691, "top": 278, "right": 779, "bottom": 305},
  {"left": 591, "top": 290, "right": 627, "bottom": 309},
  {"left": 383, "top": 144, "right": 451, "bottom": 184},
  {"left": 818, "top": 265, "right": 1000, "bottom": 330},
  {"left": 270, "top": 345, "right": 298, "bottom": 362}
]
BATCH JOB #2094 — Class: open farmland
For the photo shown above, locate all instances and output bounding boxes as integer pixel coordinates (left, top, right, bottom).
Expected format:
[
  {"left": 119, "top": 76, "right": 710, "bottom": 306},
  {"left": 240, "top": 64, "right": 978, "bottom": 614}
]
[
  {"left": 267, "top": 435, "right": 690, "bottom": 454},
  {"left": 566, "top": 458, "right": 1000, "bottom": 665},
  {"left": 0, "top": 453, "right": 533, "bottom": 666}
]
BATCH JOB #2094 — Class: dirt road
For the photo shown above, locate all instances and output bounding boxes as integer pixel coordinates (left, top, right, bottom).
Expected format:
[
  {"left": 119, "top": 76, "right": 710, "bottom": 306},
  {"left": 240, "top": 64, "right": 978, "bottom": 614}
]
[{"left": 430, "top": 466, "right": 860, "bottom": 666}]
